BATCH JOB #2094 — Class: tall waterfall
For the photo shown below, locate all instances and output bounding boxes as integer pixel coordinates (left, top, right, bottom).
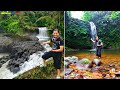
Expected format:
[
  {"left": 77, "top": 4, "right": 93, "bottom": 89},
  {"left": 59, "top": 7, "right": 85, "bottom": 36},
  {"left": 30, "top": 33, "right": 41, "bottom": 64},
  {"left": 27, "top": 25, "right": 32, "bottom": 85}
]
[
  {"left": 36, "top": 27, "right": 49, "bottom": 42},
  {"left": 89, "top": 22, "right": 97, "bottom": 49}
]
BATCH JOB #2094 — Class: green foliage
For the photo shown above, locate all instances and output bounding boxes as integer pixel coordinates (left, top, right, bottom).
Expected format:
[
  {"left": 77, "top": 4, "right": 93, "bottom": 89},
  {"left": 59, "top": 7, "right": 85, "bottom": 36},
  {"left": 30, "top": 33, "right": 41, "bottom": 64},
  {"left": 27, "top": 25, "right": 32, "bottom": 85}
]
[
  {"left": 36, "top": 16, "right": 55, "bottom": 29},
  {"left": 109, "top": 11, "right": 120, "bottom": 19},
  {"left": 66, "top": 11, "right": 120, "bottom": 49},
  {"left": 91, "top": 11, "right": 120, "bottom": 48},
  {"left": 65, "top": 17, "right": 92, "bottom": 49},
  {"left": 82, "top": 11, "right": 92, "bottom": 21},
  {"left": 0, "top": 11, "right": 64, "bottom": 37}
]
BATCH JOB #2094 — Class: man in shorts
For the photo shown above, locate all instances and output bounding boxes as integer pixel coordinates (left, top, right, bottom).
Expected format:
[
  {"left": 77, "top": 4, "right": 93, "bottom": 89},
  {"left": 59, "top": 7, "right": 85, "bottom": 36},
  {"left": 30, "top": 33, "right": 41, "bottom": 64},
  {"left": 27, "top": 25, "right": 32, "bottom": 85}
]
[{"left": 41, "top": 28, "right": 64, "bottom": 79}]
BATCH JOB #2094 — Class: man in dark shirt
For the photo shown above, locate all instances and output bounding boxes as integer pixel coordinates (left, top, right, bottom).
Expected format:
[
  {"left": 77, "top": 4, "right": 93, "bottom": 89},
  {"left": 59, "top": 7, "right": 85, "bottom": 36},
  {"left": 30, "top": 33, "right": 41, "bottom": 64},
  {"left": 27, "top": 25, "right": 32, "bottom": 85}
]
[
  {"left": 91, "top": 36, "right": 103, "bottom": 58},
  {"left": 41, "top": 28, "right": 64, "bottom": 79}
]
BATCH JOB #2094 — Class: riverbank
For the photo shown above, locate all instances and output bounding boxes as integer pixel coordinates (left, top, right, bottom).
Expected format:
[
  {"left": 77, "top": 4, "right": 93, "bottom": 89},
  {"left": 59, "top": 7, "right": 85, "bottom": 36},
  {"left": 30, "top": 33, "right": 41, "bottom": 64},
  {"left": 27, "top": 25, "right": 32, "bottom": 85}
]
[
  {"left": 15, "top": 60, "right": 64, "bottom": 79},
  {"left": 65, "top": 49, "right": 120, "bottom": 79}
]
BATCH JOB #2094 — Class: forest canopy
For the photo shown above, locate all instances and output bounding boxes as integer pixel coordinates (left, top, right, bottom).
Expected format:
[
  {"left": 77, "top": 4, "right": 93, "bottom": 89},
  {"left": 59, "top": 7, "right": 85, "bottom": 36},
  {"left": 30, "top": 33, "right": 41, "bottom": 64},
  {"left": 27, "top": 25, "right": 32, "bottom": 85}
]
[
  {"left": 0, "top": 11, "right": 64, "bottom": 37},
  {"left": 65, "top": 11, "right": 120, "bottom": 49}
]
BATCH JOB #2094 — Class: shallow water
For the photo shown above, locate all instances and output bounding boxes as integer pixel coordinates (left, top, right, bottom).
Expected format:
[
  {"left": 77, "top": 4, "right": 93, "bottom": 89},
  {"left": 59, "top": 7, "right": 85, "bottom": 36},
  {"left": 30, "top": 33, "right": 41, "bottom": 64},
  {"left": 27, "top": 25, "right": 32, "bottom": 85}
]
[
  {"left": 66, "top": 49, "right": 120, "bottom": 67},
  {"left": 65, "top": 49, "right": 120, "bottom": 79}
]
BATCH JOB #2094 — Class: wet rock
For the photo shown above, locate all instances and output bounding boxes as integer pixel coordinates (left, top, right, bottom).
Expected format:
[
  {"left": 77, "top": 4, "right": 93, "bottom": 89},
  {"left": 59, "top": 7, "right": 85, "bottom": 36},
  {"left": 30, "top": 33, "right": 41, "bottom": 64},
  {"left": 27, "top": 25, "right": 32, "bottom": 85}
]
[
  {"left": 0, "top": 59, "right": 6, "bottom": 64},
  {"left": 64, "top": 61, "right": 69, "bottom": 68},
  {"left": 109, "top": 64, "right": 115, "bottom": 67},
  {"left": 7, "top": 41, "right": 44, "bottom": 73},
  {"left": 65, "top": 68, "right": 74, "bottom": 75},
  {"left": 0, "top": 27, "right": 5, "bottom": 33},
  {"left": 115, "top": 71, "right": 120, "bottom": 77},
  {"left": 78, "top": 58, "right": 91, "bottom": 64},
  {"left": 0, "top": 56, "right": 10, "bottom": 67},
  {"left": 0, "top": 63, "right": 2, "bottom": 68},
  {"left": 10, "top": 67, "right": 20, "bottom": 74},
  {"left": 92, "top": 59, "right": 102, "bottom": 66},
  {"left": 75, "top": 63, "right": 90, "bottom": 70},
  {"left": 102, "top": 73, "right": 106, "bottom": 78},
  {"left": 88, "top": 63, "right": 93, "bottom": 68},
  {"left": 71, "top": 56, "right": 78, "bottom": 62},
  {"left": 76, "top": 74, "right": 83, "bottom": 79},
  {"left": 29, "top": 36, "right": 39, "bottom": 41},
  {"left": 64, "top": 56, "right": 78, "bottom": 64},
  {"left": 0, "top": 36, "right": 13, "bottom": 53}
]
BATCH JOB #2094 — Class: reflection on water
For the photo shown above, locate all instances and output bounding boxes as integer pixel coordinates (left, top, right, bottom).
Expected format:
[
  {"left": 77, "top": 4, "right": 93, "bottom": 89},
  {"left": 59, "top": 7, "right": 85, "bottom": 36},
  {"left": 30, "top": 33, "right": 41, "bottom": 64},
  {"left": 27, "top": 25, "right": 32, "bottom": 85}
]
[
  {"left": 66, "top": 49, "right": 120, "bottom": 56},
  {"left": 66, "top": 49, "right": 120, "bottom": 67}
]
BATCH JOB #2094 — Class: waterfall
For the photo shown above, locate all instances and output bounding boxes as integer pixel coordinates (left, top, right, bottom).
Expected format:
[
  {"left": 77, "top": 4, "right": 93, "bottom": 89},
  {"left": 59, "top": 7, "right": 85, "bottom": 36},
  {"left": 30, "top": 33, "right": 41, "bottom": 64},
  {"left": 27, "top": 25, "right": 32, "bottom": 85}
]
[
  {"left": 89, "top": 22, "right": 97, "bottom": 50},
  {"left": 36, "top": 27, "right": 49, "bottom": 42},
  {"left": 0, "top": 27, "right": 52, "bottom": 79}
]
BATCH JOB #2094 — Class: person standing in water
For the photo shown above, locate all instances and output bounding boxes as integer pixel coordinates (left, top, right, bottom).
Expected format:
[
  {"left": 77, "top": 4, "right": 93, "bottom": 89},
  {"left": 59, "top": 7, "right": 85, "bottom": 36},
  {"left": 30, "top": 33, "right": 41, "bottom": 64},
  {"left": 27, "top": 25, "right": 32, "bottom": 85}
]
[
  {"left": 91, "top": 36, "right": 103, "bottom": 58},
  {"left": 41, "top": 28, "right": 64, "bottom": 79}
]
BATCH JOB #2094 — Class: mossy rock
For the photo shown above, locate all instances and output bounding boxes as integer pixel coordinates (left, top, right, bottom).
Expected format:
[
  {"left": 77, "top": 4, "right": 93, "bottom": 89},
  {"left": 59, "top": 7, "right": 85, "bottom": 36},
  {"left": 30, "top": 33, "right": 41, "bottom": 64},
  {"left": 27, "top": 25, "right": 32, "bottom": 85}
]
[{"left": 79, "top": 58, "right": 91, "bottom": 64}]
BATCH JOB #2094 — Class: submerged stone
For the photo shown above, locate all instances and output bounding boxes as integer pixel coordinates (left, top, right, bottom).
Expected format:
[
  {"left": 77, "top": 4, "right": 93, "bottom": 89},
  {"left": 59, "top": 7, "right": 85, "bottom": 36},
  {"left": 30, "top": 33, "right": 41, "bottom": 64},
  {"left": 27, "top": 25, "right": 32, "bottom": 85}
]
[{"left": 92, "top": 59, "right": 102, "bottom": 66}]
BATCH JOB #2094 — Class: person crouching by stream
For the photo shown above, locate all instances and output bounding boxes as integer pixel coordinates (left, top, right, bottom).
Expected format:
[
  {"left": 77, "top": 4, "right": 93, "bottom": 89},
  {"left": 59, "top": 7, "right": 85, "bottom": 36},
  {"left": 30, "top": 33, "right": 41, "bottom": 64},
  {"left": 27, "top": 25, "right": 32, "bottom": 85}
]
[
  {"left": 91, "top": 36, "right": 103, "bottom": 58},
  {"left": 41, "top": 28, "right": 64, "bottom": 79}
]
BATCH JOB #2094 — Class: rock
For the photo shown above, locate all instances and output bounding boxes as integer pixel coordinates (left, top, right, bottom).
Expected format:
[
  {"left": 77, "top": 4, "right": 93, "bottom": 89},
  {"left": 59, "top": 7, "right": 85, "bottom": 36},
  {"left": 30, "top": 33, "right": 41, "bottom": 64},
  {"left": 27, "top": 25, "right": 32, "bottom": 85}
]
[
  {"left": 71, "top": 56, "right": 78, "bottom": 62},
  {"left": 0, "top": 36, "right": 13, "bottom": 53},
  {"left": 0, "top": 59, "right": 6, "bottom": 64},
  {"left": 65, "top": 68, "right": 74, "bottom": 75},
  {"left": 88, "top": 63, "right": 93, "bottom": 68},
  {"left": 0, "top": 63, "right": 3, "bottom": 68},
  {"left": 64, "top": 61, "right": 69, "bottom": 68},
  {"left": 10, "top": 67, "right": 20, "bottom": 74},
  {"left": 64, "top": 57, "right": 71, "bottom": 62},
  {"left": 115, "top": 71, "right": 120, "bottom": 77},
  {"left": 29, "top": 36, "right": 39, "bottom": 41},
  {"left": 0, "top": 27, "right": 5, "bottom": 33},
  {"left": 0, "top": 56, "right": 10, "bottom": 67},
  {"left": 102, "top": 74, "right": 106, "bottom": 78},
  {"left": 92, "top": 59, "right": 102, "bottom": 66},
  {"left": 7, "top": 40, "right": 44, "bottom": 73},
  {"left": 109, "top": 64, "right": 115, "bottom": 67},
  {"left": 78, "top": 58, "right": 91, "bottom": 64},
  {"left": 65, "top": 56, "right": 78, "bottom": 64}
]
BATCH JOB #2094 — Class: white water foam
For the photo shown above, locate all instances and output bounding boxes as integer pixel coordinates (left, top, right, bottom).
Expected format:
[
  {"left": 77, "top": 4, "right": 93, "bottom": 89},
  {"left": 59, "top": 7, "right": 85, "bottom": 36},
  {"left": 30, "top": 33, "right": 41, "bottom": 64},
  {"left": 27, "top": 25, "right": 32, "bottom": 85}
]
[{"left": 0, "top": 44, "right": 52, "bottom": 79}]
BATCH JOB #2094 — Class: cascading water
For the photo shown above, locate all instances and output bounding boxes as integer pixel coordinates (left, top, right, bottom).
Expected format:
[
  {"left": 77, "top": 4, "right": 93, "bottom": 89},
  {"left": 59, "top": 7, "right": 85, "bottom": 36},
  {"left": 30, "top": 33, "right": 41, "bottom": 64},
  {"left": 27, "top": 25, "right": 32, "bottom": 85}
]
[
  {"left": 36, "top": 27, "right": 49, "bottom": 42},
  {"left": 0, "top": 27, "right": 52, "bottom": 79},
  {"left": 89, "top": 22, "right": 97, "bottom": 50}
]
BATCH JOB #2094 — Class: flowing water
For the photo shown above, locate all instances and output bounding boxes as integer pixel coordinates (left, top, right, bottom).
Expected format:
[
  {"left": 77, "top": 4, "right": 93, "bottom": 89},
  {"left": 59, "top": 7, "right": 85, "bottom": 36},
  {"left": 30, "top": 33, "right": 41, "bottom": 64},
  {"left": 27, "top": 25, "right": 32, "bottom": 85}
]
[
  {"left": 89, "top": 22, "right": 97, "bottom": 50},
  {"left": 36, "top": 27, "right": 49, "bottom": 42},
  {"left": 0, "top": 27, "right": 52, "bottom": 79}
]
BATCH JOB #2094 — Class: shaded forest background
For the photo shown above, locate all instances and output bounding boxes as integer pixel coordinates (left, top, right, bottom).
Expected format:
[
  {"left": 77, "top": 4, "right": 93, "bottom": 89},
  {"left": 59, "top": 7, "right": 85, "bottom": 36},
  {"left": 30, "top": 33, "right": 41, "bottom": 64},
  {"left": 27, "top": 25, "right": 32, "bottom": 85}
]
[
  {"left": 0, "top": 11, "right": 64, "bottom": 38},
  {"left": 65, "top": 11, "right": 120, "bottom": 49}
]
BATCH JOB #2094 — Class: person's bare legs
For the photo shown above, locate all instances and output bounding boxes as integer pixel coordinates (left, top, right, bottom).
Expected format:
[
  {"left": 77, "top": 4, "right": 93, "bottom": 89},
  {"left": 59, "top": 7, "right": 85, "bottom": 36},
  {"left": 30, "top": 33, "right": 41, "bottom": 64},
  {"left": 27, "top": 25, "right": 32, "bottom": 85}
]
[
  {"left": 43, "top": 60, "right": 46, "bottom": 67},
  {"left": 56, "top": 69, "right": 61, "bottom": 79},
  {"left": 57, "top": 69, "right": 60, "bottom": 76}
]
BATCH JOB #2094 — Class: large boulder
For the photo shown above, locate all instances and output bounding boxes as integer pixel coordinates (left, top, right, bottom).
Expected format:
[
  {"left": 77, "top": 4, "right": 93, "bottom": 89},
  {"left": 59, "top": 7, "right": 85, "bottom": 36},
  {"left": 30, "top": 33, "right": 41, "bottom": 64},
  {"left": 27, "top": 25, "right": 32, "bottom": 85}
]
[
  {"left": 92, "top": 59, "right": 102, "bottom": 66},
  {"left": 7, "top": 41, "right": 44, "bottom": 73},
  {"left": 0, "top": 36, "right": 13, "bottom": 53},
  {"left": 78, "top": 58, "right": 91, "bottom": 64}
]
